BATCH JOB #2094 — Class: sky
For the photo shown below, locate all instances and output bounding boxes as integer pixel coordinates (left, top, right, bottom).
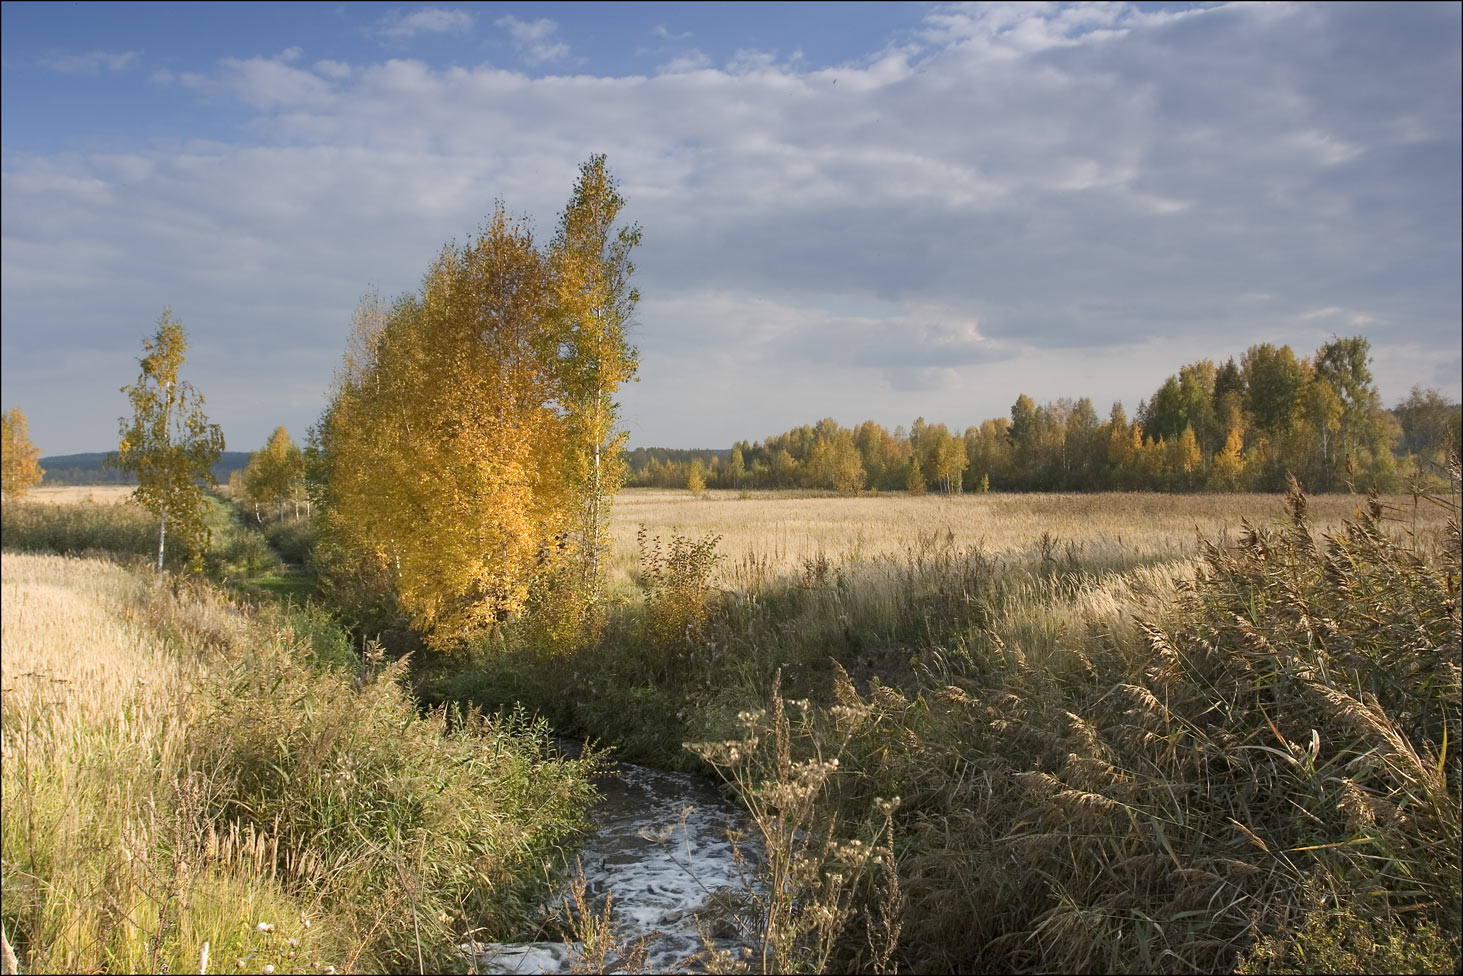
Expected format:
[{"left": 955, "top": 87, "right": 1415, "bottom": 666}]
[{"left": 2, "top": 1, "right": 1459, "bottom": 457}]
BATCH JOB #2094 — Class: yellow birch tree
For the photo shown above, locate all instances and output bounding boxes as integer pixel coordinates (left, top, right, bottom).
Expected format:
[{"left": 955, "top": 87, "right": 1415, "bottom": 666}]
[
  {"left": 250, "top": 426, "right": 305, "bottom": 517},
  {"left": 320, "top": 212, "right": 577, "bottom": 647},
  {"left": 1210, "top": 426, "right": 1247, "bottom": 490},
  {"left": 549, "top": 155, "right": 641, "bottom": 605},
  {"left": 1, "top": 407, "right": 45, "bottom": 500}
]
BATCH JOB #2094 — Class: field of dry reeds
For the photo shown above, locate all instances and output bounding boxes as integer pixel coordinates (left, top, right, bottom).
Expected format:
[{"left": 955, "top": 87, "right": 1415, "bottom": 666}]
[{"left": 442, "top": 482, "right": 1461, "bottom": 974}]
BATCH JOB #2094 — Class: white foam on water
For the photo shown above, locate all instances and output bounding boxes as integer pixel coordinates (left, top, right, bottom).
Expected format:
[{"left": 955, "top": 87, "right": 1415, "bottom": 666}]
[{"left": 469, "top": 762, "right": 763, "bottom": 974}]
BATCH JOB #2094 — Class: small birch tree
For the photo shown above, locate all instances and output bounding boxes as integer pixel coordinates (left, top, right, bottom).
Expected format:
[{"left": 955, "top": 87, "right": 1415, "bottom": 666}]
[
  {"left": 115, "top": 310, "right": 225, "bottom": 571},
  {"left": 1, "top": 407, "right": 45, "bottom": 500},
  {"left": 244, "top": 425, "right": 305, "bottom": 518}
]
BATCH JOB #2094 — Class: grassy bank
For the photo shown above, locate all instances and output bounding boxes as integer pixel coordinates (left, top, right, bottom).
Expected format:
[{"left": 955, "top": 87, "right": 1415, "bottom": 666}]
[{"left": 0, "top": 551, "right": 600, "bottom": 974}]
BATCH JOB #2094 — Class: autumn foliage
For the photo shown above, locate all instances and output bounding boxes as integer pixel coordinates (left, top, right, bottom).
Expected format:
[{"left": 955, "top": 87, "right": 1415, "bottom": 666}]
[
  {"left": 630, "top": 338, "right": 1459, "bottom": 495},
  {"left": 114, "top": 311, "right": 225, "bottom": 570},
  {"left": 1, "top": 406, "right": 45, "bottom": 500},
  {"left": 316, "top": 159, "right": 638, "bottom": 648}
]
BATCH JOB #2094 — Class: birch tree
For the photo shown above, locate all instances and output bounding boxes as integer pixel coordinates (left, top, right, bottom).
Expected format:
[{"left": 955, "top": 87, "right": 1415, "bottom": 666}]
[
  {"left": 1, "top": 407, "right": 45, "bottom": 500},
  {"left": 243, "top": 426, "right": 305, "bottom": 518},
  {"left": 115, "top": 310, "right": 225, "bottom": 571},
  {"left": 549, "top": 155, "right": 641, "bottom": 604},
  {"left": 320, "top": 212, "right": 576, "bottom": 646}
]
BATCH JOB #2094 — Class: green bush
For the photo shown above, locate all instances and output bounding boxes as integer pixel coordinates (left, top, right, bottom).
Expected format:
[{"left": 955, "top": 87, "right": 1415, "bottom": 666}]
[
  {"left": 1238, "top": 909, "right": 1459, "bottom": 974},
  {"left": 634, "top": 525, "right": 723, "bottom": 656},
  {"left": 282, "top": 601, "right": 358, "bottom": 671},
  {"left": 264, "top": 514, "right": 316, "bottom": 565}
]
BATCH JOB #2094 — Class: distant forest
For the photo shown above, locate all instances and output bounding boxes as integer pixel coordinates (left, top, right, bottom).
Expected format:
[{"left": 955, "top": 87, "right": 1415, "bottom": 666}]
[
  {"left": 38, "top": 338, "right": 1459, "bottom": 495},
  {"left": 628, "top": 337, "right": 1461, "bottom": 494},
  {"left": 40, "top": 452, "right": 251, "bottom": 486}
]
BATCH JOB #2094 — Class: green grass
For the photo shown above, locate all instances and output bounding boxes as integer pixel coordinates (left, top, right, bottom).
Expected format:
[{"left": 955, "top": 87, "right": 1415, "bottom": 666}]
[
  {"left": 3, "top": 549, "right": 601, "bottom": 975},
  {"left": 245, "top": 569, "right": 315, "bottom": 599}
]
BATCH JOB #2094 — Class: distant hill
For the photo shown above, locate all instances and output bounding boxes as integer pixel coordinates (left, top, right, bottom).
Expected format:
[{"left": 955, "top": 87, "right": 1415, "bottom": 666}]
[{"left": 40, "top": 452, "right": 252, "bottom": 486}]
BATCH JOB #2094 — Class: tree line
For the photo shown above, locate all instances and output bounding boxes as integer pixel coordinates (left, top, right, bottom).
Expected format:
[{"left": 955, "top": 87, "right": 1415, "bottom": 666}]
[{"left": 629, "top": 337, "right": 1461, "bottom": 494}]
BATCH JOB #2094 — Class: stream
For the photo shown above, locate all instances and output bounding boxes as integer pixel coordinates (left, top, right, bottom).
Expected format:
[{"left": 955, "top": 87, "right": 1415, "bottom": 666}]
[{"left": 467, "top": 761, "right": 764, "bottom": 974}]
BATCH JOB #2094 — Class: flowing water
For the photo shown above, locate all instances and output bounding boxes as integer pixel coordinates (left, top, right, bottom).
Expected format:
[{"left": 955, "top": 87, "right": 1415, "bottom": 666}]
[{"left": 468, "top": 761, "right": 763, "bottom": 974}]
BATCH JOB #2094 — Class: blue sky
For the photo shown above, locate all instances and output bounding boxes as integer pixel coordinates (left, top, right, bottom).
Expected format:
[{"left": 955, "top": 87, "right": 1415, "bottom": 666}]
[{"left": 3, "top": 1, "right": 1459, "bottom": 456}]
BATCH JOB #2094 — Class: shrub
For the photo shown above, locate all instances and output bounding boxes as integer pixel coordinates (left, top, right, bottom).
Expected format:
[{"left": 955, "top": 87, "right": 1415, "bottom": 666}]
[
  {"left": 634, "top": 526, "right": 723, "bottom": 661},
  {"left": 263, "top": 514, "right": 316, "bottom": 565}
]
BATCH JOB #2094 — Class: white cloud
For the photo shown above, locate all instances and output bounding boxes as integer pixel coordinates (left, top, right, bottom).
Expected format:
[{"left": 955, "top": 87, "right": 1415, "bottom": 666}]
[
  {"left": 376, "top": 7, "right": 474, "bottom": 41},
  {"left": 2, "top": 1, "right": 1458, "bottom": 454},
  {"left": 496, "top": 15, "right": 571, "bottom": 65},
  {"left": 216, "top": 55, "right": 337, "bottom": 110},
  {"left": 725, "top": 48, "right": 797, "bottom": 75},
  {"left": 656, "top": 51, "right": 712, "bottom": 75},
  {"left": 314, "top": 59, "right": 352, "bottom": 79},
  {"left": 40, "top": 50, "right": 139, "bottom": 73},
  {"left": 1298, "top": 306, "right": 1378, "bottom": 328}
]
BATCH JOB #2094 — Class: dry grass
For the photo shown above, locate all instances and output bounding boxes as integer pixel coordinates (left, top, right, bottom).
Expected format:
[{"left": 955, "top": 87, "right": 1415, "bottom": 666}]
[
  {"left": 0, "top": 553, "right": 325, "bottom": 974},
  {"left": 609, "top": 489, "right": 1443, "bottom": 591},
  {"left": 688, "top": 483, "right": 1461, "bottom": 974},
  {"left": 1, "top": 552, "right": 189, "bottom": 726},
  {"left": 570, "top": 484, "right": 1459, "bottom": 972},
  {"left": 20, "top": 485, "right": 137, "bottom": 505},
  {"left": 2, "top": 550, "right": 601, "bottom": 975}
]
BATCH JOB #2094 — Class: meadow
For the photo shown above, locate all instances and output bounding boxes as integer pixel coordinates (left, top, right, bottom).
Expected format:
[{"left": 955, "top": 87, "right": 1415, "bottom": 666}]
[
  {"left": 4, "top": 482, "right": 1459, "bottom": 973},
  {"left": 456, "top": 483, "right": 1461, "bottom": 973},
  {"left": 608, "top": 487, "right": 1430, "bottom": 588},
  {"left": 21, "top": 484, "right": 137, "bottom": 505}
]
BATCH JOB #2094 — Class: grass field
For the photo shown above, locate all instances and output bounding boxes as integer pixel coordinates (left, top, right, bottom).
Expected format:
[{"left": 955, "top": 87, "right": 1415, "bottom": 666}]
[
  {"left": 19, "top": 484, "right": 137, "bottom": 505},
  {"left": 8, "top": 483, "right": 1458, "bottom": 974},
  {"left": 609, "top": 487, "right": 1447, "bottom": 590},
  {"left": 520, "top": 484, "right": 1460, "bottom": 973}
]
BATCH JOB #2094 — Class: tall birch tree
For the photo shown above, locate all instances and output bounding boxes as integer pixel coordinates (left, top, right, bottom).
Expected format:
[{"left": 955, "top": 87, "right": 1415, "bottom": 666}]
[
  {"left": 549, "top": 155, "right": 641, "bottom": 605},
  {"left": 321, "top": 212, "right": 577, "bottom": 646}
]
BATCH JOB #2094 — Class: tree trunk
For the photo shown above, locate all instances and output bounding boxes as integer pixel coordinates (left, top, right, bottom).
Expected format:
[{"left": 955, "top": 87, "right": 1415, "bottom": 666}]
[{"left": 156, "top": 512, "right": 167, "bottom": 572}]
